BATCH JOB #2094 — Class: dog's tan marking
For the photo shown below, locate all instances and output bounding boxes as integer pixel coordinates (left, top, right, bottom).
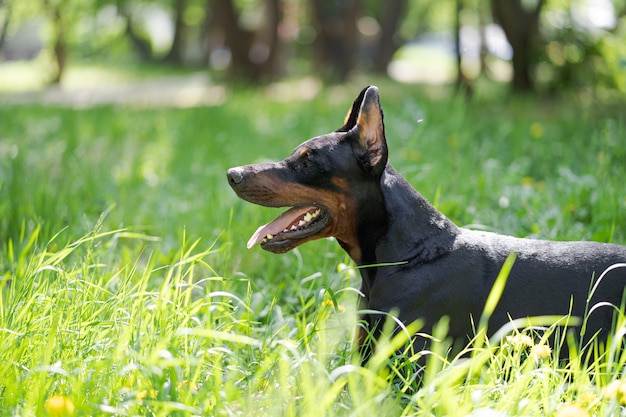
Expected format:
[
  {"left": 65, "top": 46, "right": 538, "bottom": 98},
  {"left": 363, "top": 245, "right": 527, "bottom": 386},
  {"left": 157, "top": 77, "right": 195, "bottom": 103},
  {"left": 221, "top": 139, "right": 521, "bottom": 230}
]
[
  {"left": 235, "top": 167, "right": 363, "bottom": 262},
  {"left": 331, "top": 176, "right": 349, "bottom": 191},
  {"left": 343, "top": 108, "right": 352, "bottom": 126}
]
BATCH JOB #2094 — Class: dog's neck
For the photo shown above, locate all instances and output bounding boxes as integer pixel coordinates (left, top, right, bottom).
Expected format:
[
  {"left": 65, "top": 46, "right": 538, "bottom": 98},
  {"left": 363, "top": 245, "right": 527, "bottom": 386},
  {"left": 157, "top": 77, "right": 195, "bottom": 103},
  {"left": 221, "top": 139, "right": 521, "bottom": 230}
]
[
  {"left": 354, "top": 165, "right": 460, "bottom": 288},
  {"left": 380, "top": 165, "right": 459, "bottom": 261}
]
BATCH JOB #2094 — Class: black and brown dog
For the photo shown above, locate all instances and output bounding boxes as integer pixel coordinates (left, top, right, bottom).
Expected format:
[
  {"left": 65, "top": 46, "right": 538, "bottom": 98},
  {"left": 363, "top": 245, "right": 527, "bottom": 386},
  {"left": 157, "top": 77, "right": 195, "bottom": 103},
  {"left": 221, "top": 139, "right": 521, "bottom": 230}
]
[{"left": 227, "top": 86, "right": 626, "bottom": 358}]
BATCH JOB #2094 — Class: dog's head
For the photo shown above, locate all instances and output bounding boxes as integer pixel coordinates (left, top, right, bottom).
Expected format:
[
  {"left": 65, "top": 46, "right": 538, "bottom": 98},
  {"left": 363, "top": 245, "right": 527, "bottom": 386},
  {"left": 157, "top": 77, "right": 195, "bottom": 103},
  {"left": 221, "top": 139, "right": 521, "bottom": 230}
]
[{"left": 227, "top": 86, "right": 388, "bottom": 260}]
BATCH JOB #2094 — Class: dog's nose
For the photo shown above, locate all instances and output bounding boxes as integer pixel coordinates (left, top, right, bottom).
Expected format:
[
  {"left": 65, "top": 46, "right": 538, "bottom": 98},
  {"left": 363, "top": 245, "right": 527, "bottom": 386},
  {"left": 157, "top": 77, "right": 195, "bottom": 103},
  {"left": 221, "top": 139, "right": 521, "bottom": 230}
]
[{"left": 227, "top": 167, "right": 245, "bottom": 185}]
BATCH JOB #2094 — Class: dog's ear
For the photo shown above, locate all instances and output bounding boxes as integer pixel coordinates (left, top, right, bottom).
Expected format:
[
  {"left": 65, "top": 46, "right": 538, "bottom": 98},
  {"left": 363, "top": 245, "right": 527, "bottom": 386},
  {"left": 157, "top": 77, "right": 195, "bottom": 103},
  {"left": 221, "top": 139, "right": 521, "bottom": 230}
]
[
  {"left": 352, "top": 86, "right": 388, "bottom": 173},
  {"left": 338, "top": 86, "right": 369, "bottom": 133}
]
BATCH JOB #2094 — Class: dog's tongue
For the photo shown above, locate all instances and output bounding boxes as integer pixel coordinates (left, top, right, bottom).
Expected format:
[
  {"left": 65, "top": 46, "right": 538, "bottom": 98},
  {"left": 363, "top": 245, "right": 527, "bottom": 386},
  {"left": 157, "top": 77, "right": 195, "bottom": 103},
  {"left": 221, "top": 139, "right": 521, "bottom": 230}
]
[{"left": 247, "top": 206, "right": 315, "bottom": 248}]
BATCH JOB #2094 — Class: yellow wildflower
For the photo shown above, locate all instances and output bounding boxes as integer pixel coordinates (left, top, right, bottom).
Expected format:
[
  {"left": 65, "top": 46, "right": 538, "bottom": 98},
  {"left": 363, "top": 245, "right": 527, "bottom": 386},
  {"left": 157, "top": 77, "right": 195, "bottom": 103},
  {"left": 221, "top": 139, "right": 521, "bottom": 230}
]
[
  {"left": 530, "top": 122, "right": 543, "bottom": 139},
  {"left": 530, "top": 343, "right": 552, "bottom": 359},
  {"left": 322, "top": 299, "right": 345, "bottom": 312},
  {"left": 44, "top": 395, "right": 75, "bottom": 416},
  {"left": 136, "top": 389, "right": 158, "bottom": 402},
  {"left": 506, "top": 333, "right": 534, "bottom": 348},
  {"left": 177, "top": 379, "right": 200, "bottom": 392},
  {"left": 577, "top": 390, "right": 598, "bottom": 408},
  {"left": 603, "top": 379, "right": 626, "bottom": 404}
]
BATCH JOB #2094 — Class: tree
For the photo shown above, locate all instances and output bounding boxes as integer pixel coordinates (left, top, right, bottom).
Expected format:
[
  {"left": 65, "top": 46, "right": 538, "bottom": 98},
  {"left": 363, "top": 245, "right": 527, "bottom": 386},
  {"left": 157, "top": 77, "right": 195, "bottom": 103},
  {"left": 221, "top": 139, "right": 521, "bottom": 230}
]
[
  {"left": 42, "top": 0, "right": 69, "bottom": 84},
  {"left": 454, "top": 0, "right": 472, "bottom": 96},
  {"left": 210, "top": 0, "right": 282, "bottom": 82},
  {"left": 163, "top": 0, "right": 187, "bottom": 64},
  {"left": 259, "top": 0, "right": 281, "bottom": 77},
  {"left": 118, "top": 0, "right": 155, "bottom": 62},
  {"left": 309, "top": 0, "right": 360, "bottom": 82},
  {"left": 0, "top": 0, "right": 12, "bottom": 52},
  {"left": 372, "top": 0, "right": 406, "bottom": 74},
  {"left": 491, "top": 0, "right": 545, "bottom": 91}
]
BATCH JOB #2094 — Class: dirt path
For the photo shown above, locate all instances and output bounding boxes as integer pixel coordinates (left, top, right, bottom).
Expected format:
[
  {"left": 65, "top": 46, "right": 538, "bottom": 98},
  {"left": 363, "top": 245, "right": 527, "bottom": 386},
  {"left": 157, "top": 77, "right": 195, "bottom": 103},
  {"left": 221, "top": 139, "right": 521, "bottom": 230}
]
[{"left": 0, "top": 72, "right": 226, "bottom": 108}]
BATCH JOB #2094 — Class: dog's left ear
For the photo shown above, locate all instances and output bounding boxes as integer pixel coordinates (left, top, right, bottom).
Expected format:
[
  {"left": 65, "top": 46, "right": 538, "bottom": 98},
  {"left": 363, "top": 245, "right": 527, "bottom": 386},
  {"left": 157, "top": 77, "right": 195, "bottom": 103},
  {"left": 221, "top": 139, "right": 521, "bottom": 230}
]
[{"left": 352, "top": 86, "right": 388, "bottom": 174}]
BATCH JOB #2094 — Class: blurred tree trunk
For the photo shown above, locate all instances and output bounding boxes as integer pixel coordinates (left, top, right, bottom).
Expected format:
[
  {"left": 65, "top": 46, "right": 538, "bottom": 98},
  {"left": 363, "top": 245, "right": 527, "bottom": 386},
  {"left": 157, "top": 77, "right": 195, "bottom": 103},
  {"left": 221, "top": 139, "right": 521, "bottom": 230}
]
[
  {"left": 124, "top": 18, "right": 154, "bottom": 61},
  {"left": 259, "top": 0, "right": 281, "bottom": 77},
  {"left": 211, "top": 0, "right": 281, "bottom": 82},
  {"left": 43, "top": 0, "right": 67, "bottom": 84},
  {"left": 309, "top": 0, "right": 360, "bottom": 82},
  {"left": 477, "top": 2, "right": 489, "bottom": 78},
  {"left": 212, "top": 0, "right": 254, "bottom": 79},
  {"left": 0, "top": 1, "right": 12, "bottom": 51},
  {"left": 117, "top": 0, "right": 155, "bottom": 62},
  {"left": 52, "top": 7, "right": 67, "bottom": 84},
  {"left": 201, "top": 0, "right": 217, "bottom": 65},
  {"left": 164, "top": 0, "right": 187, "bottom": 64},
  {"left": 373, "top": 0, "right": 406, "bottom": 74},
  {"left": 454, "top": 0, "right": 472, "bottom": 96},
  {"left": 491, "top": 0, "right": 545, "bottom": 91}
]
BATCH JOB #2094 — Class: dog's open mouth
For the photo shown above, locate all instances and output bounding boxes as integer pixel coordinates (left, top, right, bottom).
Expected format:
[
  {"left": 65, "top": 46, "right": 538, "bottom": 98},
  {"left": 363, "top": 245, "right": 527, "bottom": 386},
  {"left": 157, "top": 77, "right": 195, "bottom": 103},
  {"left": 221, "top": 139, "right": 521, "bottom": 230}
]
[{"left": 247, "top": 205, "right": 329, "bottom": 251}]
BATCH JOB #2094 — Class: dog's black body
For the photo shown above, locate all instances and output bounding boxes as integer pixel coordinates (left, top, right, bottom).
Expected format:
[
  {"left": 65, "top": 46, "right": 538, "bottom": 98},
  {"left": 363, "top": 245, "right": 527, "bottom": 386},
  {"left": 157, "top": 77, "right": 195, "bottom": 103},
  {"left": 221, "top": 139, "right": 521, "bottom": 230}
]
[{"left": 227, "top": 86, "right": 626, "bottom": 356}]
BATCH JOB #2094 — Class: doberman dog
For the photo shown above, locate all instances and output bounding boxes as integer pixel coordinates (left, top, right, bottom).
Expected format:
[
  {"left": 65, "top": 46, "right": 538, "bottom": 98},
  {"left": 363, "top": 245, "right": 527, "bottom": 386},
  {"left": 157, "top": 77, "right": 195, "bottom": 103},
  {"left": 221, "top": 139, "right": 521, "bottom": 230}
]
[{"left": 227, "top": 85, "right": 626, "bottom": 360}]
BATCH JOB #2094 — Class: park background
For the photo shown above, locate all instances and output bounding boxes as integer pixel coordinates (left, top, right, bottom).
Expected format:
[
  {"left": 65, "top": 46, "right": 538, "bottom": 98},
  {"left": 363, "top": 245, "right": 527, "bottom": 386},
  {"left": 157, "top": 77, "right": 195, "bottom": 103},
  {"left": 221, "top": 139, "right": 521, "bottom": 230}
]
[{"left": 1, "top": 1, "right": 626, "bottom": 416}]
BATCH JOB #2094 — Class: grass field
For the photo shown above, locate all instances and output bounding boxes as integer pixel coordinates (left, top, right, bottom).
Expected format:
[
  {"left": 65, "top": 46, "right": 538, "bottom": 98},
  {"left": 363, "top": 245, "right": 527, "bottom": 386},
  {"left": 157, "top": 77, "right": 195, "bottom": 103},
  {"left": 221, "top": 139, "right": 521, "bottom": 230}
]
[{"left": 1, "top": 79, "right": 626, "bottom": 416}]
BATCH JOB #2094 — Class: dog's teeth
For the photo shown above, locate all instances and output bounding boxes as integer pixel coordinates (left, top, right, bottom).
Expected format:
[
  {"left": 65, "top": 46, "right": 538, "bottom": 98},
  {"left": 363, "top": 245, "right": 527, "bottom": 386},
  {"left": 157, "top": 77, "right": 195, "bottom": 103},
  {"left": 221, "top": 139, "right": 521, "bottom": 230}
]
[
  {"left": 266, "top": 234, "right": 273, "bottom": 240},
  {"left": 298, "top": 220, "right": 306, "bottom": 227},
  {"left": 304, "top": 213, "right": 312, "bottom": 222},
  {"left": 283, "top": 228, "right": 288, "bottom": 233},
  {"left": 291, "top": 225, "right": 298, "bottom": 231}
]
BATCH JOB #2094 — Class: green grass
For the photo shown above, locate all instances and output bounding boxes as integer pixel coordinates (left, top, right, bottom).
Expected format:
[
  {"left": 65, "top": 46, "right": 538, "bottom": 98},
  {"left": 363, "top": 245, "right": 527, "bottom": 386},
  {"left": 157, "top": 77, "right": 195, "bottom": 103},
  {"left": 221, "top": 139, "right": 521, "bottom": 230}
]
[{"left": 1, "top": 80, "right": 626, "bottom": 416}]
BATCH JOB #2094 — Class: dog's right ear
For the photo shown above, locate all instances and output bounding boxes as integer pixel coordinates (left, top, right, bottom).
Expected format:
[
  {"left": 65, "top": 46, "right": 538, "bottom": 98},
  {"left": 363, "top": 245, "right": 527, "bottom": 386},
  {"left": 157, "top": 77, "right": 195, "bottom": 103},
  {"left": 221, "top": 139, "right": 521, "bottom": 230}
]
[
  {"left": 338, "top": 86, "right": 370, "bottom": 133},
  {"left": 355, "top": 86, "right": 387, "bottom": 172},
  {"left": 338, "top": 86, "right": 388, "bottom": 175}
]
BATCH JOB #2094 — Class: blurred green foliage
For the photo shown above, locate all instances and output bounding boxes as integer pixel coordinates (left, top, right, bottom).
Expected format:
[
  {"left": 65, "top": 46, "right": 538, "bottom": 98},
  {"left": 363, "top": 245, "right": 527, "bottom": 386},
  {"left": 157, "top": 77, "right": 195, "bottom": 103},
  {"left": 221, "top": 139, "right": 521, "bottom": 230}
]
[{"left": 1, "top": 0, "right": 624, "bottom": 92}]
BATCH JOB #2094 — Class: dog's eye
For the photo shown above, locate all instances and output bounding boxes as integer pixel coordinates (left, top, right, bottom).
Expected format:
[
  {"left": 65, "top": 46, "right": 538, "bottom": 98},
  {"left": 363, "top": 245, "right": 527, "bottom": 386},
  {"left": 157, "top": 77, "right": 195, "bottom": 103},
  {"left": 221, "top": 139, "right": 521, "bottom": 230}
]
[{"left": 296, "top": 152, "right": 311, "bottom": 170}]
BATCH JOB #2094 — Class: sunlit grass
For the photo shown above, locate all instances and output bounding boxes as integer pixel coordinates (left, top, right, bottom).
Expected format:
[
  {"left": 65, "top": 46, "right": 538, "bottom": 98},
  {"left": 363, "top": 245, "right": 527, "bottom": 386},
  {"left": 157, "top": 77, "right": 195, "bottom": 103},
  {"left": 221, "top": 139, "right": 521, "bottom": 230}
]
[
  {"left": 0, "top": 81, "right": 625, "bottom": 415},
  {"left": 3, "top": 226, "right": 625, "bottom": 416},
  {"left": 2, "top": 227, "right": 625, "bottom": 416}
]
